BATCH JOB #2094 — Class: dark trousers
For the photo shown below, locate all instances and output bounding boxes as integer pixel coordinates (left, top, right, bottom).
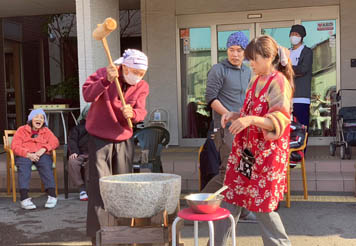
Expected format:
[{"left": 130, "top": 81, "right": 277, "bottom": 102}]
[
  {"left": 86, "top": 134, "right": 134, "bottom": 238},
  {"left": 293, "top": 103, "right": 310, "bottom": 129},
  {"left": 68, "top": 154, "right": 88, "bottom": 190},
  {"left": 293, "top": 103, "right": 310, "bottom": 153},
  {"left": 16, "top": 155, "right": 55, "bottom": 190}
]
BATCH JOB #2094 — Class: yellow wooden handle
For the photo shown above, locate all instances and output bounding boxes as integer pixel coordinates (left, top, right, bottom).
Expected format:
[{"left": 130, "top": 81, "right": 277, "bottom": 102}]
[
  {"left": 101, "top": 38, "right": 133, "bottom": 128},
  {"left": 205, "top": 185, "right": 228, "bottom": 201}
]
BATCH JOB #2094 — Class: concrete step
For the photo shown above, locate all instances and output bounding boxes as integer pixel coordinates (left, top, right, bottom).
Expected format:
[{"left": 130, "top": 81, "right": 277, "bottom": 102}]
[{"left": 0, "top": 146, "right": 355, "bottom": 194}]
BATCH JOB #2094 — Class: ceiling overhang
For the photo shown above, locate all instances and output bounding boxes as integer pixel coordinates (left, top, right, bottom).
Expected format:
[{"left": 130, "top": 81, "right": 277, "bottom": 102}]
[{"left": 0, "top": 0, "right": 139, "bottom": 18}]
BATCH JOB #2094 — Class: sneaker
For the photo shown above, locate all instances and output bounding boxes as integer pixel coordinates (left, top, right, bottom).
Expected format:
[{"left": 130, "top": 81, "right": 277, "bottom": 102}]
[
  {"left": 45, "top": 196, "right": 58, "bottom": 208},
  {"left": 21, "top": 198, "right": 36, "bottom": 210},
  {"left": 79, "top": 191, "right": 88, "bottom": 201}
]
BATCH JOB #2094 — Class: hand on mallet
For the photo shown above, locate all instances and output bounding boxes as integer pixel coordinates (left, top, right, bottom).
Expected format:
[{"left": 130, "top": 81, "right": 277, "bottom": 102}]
[
  {"left": 121, "top": 104, "right": 134, "bottom": 119},
  {"left": 93, "top": 17, "right": 133, "bottom": 128},
  {"left": 106, "top": 63, "right": 118, "bottom": 82}
]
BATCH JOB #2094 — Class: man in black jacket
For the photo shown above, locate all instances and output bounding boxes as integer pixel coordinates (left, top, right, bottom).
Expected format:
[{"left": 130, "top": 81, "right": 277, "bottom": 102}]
[
  {"left": 68, "top": 105, "right": 90, "bottom": 201},
  {"left": 289, "top": 24, "right": 313, "bottom": 129}
]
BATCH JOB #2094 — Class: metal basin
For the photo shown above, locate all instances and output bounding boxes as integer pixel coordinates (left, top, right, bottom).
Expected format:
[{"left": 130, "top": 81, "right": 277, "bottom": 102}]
[
  {"left": 100, "top": 173, "right": 181, "bottom": 218},
  {"left": 185, "top": 193, "right": 224, "bottom": 214}
]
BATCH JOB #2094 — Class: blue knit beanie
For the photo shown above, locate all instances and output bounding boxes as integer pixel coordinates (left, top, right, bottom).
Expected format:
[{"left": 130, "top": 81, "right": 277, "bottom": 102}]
[
  {"left": 226, "top": 31, "right": 249, "bottom": 49},
  {"left": 27, "top": 108, "right": 48, "bottom": 126}
]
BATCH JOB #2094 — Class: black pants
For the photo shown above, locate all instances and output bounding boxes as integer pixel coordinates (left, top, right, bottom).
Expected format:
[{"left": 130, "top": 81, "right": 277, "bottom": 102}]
[
  {"left": 293, "top": 103, "right": 310, "bottom": 129},
  {"left": 86, "top": 134, "right": 134, "bottom": 237}
]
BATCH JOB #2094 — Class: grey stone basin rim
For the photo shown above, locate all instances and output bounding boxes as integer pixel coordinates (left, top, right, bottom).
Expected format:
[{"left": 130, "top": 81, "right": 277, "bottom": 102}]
[
  {"left": 99, "top": 173, "right": 182, "bottom": 218},
  {"left": 100, "top": 173, "right": 181, "bottom": 183}
]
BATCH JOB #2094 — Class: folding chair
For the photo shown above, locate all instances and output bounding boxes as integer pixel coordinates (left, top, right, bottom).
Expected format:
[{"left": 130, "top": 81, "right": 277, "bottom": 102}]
[
  {"left": 3, "top": 130, "right": 58, "bottom": 202},
  {"left": 132, "top": 126, "right": 170, "bottom": 173},
  {"left": 286, "top": 133, "right": 308, "bottom": 208}
]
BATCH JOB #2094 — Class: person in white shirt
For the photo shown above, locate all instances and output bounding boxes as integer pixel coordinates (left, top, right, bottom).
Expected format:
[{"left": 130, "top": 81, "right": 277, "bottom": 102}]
[{"left": 289, "top": 24, "right": 313, "bottom": 129}]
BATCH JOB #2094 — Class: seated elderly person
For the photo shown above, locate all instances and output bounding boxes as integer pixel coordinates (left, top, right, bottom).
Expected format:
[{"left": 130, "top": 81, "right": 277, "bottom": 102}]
[
  {"left": 68, "top": 104, "right": 90, "bottom": 201},
  {"left": 11, "top": 108, "right": 59, "bottom": 210}
]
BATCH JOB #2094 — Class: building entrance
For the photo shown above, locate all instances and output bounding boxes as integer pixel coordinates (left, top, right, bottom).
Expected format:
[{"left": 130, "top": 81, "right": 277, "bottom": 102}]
[{"left": 177, "top": 6, "right": 339, "bottom": 146}]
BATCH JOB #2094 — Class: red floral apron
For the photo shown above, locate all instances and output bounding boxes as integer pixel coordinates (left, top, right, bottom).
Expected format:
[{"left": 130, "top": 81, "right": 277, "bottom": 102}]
[{"left": 223, "top": 73, "right": 290, "bottom": 213}]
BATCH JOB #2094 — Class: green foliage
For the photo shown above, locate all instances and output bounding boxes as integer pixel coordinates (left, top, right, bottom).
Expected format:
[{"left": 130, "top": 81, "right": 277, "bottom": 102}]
[{"left": 47, "top": 76, "right": 79, "bottom": 100}]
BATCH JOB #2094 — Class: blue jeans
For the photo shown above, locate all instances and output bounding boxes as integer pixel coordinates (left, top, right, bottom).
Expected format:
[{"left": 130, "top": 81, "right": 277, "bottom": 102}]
[{"left": 16, "top": 155, "right": 55, "bottom": 190}]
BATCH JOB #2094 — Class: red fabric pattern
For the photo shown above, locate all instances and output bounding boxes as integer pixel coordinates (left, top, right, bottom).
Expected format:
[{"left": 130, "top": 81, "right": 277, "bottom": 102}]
[{"left": 223, "top": 72, "right": 290, "bottom": 212}]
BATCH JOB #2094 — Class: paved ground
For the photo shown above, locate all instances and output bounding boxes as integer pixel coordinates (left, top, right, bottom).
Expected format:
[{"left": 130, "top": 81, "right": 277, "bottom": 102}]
[{"left": 1, "top": 193, "right": 356, "bottom": 246}]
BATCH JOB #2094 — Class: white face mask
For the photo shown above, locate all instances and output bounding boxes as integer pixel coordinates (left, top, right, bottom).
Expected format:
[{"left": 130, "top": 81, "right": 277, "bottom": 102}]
[
  {"left": 290, "top": 36, "right": 302, "bottom": 45},
  {"left": 124, "top": 72, "right": 142, "bottom": 85}
]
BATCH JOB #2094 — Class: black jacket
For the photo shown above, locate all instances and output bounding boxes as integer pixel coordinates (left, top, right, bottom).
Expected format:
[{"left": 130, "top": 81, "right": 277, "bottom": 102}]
[
  {"left": 68, "top": 119, "right": 89, "bottom": 155},
  {"left": 293, "top": 46, "right": 313, "bottom": 99}
]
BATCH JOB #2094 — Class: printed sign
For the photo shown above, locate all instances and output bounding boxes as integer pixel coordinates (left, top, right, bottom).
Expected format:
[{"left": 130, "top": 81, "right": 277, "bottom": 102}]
[
  {"left": 317, "top": 22, "right": 334, "bottom": 31},
  {"left": 180, "top": 29, "right": 190, "bottom": 39}
]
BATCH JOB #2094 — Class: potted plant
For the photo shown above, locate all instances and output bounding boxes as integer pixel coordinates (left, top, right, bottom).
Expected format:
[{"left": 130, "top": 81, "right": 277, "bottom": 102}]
[{"left": 47, "top": 76, "right": 80, "bottom": 107}]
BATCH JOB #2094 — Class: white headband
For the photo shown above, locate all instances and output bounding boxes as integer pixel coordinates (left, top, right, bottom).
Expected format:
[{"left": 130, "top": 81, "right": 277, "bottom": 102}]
[{"left": 113, "top": 49, "right": 148, "bottom": 70}]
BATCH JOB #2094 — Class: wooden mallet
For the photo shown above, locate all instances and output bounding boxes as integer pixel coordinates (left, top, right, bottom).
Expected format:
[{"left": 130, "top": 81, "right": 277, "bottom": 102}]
[{"left": 92, "top": 17, "right": 133, "bottom": 128}]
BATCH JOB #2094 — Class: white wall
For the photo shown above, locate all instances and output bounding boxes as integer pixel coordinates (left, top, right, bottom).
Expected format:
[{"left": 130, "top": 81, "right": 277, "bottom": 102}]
[
  {"left": 175, "top": 0, "right": 339, "bottom": 15},
  {"left": 76, "top": 0, "right": 120, "bottom": 109},
  {"left": 340, "top": 0, "right": 356, "bottom": 107},
  {"left": 141, "top": 0, "right": 179, "bottom": 144}
]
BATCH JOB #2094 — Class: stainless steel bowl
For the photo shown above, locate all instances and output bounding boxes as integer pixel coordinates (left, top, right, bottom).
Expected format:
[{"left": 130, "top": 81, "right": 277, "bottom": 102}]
[{"left": 185, "top": 193, "right": 224, "bottom": 214}]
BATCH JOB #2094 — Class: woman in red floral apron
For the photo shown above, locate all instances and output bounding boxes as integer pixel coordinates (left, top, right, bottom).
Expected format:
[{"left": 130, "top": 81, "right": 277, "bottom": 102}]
[{"left": 214, "top": 36, "right": 295, "bottom": 246}]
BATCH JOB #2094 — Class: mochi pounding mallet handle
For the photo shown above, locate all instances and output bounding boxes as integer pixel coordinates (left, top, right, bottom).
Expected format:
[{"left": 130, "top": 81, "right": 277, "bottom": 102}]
[{"left": 92, "top": 17, "right": 133, "bottom": 128}]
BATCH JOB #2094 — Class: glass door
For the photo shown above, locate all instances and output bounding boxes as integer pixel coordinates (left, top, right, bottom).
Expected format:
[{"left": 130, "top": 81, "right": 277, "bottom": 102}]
[
  {"left": 256, "top": 20, "right": 338, "bottom": 139},
  {"left": 256, "top": 21, "right": 295, "bottom": 47},
  {"left": 179, "top": 27, "right": 212, "bottom": 140},
  {"left": 177, "top": 7, "right": 339, "bottom": 146},
  {"left": 4, "top": 40, "right": 24, "bottom": 129},
  {"left": 302, "top": 20, "right": 337, "bottom": 139}
]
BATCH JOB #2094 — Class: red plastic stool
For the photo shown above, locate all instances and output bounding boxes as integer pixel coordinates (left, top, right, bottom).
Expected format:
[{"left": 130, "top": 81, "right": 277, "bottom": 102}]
[{"left": 172, "top": 207, "right": 236, "bottom": 246}]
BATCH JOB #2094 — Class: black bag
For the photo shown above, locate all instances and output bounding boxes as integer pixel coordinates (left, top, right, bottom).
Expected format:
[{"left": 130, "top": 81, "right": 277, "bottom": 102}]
[
  {"left": 289, "top": 119, "right": 307, "bottom": 168},
  {"left": 290, "top": 151, "right": 304, "bottom": 163},
  {"left": 238, "top": 148, "right": 255, "bottom": 179},
  {"left": 290, "top": 120, "right": 307, "bottom": 149}
]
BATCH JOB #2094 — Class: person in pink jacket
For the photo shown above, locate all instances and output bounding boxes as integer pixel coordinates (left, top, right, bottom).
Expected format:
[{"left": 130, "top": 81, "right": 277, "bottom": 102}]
[
  {"left": 11, "top": 108, "right": 59, "bottom": 210},
  {"left": 82, "top": 49, "right": 149, "bottom": 243}
]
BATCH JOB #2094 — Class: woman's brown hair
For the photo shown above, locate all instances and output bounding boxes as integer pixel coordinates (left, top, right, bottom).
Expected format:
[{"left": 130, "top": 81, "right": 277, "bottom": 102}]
[{"left": 244, "top": 35, "right": 295, "bottom": 93}]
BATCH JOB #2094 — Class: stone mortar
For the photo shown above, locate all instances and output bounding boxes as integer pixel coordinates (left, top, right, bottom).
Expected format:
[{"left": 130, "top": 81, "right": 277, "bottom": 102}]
[{"left": 100, "top": 173, "right": 181, "bottom": 218}]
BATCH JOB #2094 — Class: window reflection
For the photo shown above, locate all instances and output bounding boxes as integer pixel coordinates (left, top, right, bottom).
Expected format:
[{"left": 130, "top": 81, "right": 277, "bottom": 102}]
[
  {"left": 180, "top": 28, "right": 212, "bottom": 138},
  {"left": 303, "top": 20, "right": 337, "bottom": 137},
  {"left": 261, "top": 27, "right": 291, "bottom": 48}
]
